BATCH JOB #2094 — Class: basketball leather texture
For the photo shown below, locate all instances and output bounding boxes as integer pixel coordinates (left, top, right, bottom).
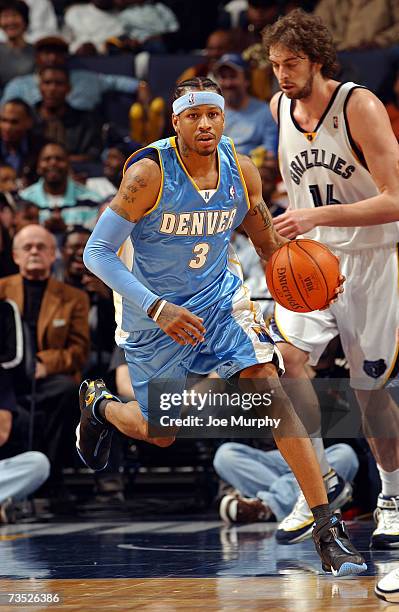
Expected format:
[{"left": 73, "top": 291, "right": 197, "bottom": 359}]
[{"left": 266, "top": 239, "right": 340, "bottom": 312}]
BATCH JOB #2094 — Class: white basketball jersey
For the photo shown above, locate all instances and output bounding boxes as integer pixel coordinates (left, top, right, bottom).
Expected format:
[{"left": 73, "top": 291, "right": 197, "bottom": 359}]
[{"left": 278, "top": 82, "right": 398, "bottom": 250}]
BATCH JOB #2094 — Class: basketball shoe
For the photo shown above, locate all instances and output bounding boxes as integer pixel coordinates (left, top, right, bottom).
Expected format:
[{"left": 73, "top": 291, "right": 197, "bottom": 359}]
[
  {"left": 76, "top": 379, "right": 120, "bottom": 471},
  {"left": 312, "top": 513, "right": 367, "bottom": 577},
  {"left": 370, "top": 494, "right": 399, "bottom": 549},
  {"left": 375, "top": 567, "right": 399, "bottom": 602},
  {"left": 219, "top": 494, "right": 272, "bottom": 523},
  {"left": 276, "top": 469, "right": 352, "bottom": 544}
]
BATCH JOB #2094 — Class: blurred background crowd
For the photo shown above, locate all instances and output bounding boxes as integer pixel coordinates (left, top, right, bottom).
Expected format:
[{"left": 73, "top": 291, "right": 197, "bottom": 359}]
[{"left": 0, "top": 0, "right": 398, "bottom": 524}]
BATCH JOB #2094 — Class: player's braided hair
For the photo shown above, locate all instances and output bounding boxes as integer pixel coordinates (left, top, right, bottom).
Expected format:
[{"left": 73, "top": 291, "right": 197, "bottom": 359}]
[
  {"left": 174, "top": 77, "right": 222, "bottom": 100},
  {"left": 262, "top": 8, "right": 339, "bottom": 79}
]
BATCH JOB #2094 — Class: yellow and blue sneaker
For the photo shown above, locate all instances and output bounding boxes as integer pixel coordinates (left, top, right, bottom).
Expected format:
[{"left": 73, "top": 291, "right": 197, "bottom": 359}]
[{"left": 76, "top": 379, "right": 120, "bottom": 471}]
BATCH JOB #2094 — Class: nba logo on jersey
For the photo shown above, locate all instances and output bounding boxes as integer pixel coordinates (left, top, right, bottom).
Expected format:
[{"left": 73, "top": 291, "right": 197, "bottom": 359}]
[
  {"left": 333, "top": 116, "right": 339, "bottom": 129},
  {"left": 188, "top": 93, "right": 195, "bottom": 105},
  {"left": 229, "top": 185, "right": 236, "bottom": 199}
]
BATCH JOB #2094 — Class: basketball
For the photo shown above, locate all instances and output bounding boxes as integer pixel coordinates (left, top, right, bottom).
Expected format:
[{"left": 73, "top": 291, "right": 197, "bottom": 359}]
[{"left": 266, "top": 239, "right": 340, "bottom": 313}]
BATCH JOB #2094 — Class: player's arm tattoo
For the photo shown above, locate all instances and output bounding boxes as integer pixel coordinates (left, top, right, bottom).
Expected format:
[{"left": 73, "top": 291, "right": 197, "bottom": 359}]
[
  {"left": 248, "top": 201, "right": 273, "bottom": 230},
  {"left": 110, "top": 203, "right": 137, "bottom": 222},
  {"left": 245, "top": 199, "right": 288, "bottom": 259},
  {"left": 110, "top": 173, "right": 148, "bottom": 222}
]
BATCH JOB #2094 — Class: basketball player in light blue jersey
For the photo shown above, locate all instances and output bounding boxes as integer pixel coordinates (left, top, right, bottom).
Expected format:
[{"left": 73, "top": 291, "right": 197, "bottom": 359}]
[
  {"left": 76, "top": 77, "right": 365, "bottom": 576},
  {"left": 262, "top": 9, "right": 399, "bottom": 554}
]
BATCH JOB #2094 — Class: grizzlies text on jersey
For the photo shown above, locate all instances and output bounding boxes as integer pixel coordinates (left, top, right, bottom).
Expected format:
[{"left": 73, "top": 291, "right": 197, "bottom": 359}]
[{"left": 278, "top": 81, "right": 398, "bottom": 251}]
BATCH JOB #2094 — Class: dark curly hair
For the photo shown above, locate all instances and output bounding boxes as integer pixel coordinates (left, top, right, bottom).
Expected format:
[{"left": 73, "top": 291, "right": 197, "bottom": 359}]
[
  {"left": 262, "top": 9, "right": 339, "bottom": 79},
  {"left": 0, "top": 0, "right": 29, "bottom": 26},
  {"left": 174, "top": 77, "right": 222, "bottom": 100}
]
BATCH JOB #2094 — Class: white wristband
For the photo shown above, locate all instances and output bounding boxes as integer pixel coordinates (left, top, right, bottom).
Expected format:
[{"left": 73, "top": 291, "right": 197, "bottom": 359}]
[{"left": 152, "top": 299, "right": 167, "bottom": 322}]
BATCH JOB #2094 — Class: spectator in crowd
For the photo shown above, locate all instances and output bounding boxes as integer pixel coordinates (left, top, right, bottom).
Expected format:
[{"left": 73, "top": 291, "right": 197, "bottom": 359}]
[
  {"left": 0, "top": 196, "right": 18, "bottom": 278},
  {"left": 0, "top": 99, "right": 45, "bottom": 186},
  {"left": 250, "top": 146, "right": 287, "bottom": 216},
  {"left": 0, "top": 194, "right": 14, "bottom": 231},
  {"left": 245, "top": 0, "right": 279, "bottom": 38},
  {"left": 220, "top": 0, "right": 279, "bottom": 47},
  {"left": 115, "top": 0, "right": 179, "bottom": 54},
  {"left": 178, "top": 30, "right": 234, "bottom": 83},
  {"left": 33, "top": 66, "right": 102, "bottom": 163},
  {"left": 314, "top": 0, "right": 399, "bottom": 50},
  {"left": 60, "top": 226, "right": 116, "bottom": 377},
  {"left": 13, "top": 200, "right": 39, "bottom": 233},
  {"left": 63, "top": 0, "right": 124, "bottom": 55},
  {"left": 0, "top": 0, "right": 59, "bottom": 45},
  {"left": 17, "top": 0, "right": 58, "bottom": 44},
  {"left": 0, "top": 0, "right": 35, "bottom": 87},
  {"left": 1, "top": 36, "right": 141, "bottom": 112},
  {"left": 219, "top": 0, "right": 248, "bottom": 29},
  {"left": 0, "top": 367, "right": 50, "bottom": 524},
  {"left": 0, "top": 163, "right": 17, "bottom": 194},
  {"left": 0, "top": 162, "right": 20, "bottom": 213},
  {"left": 20, "top": 143, "right": 103, "bottom": 230},
  {"left": 230, "top": 0, "right": 281, "bottom": 101},
  {"left": 0, "top": 225, "right": 89, "bottom": 478},
  {"left": 213, "top": 54, "right": 277, "bottom": 154},
  {"left": 215, "top": 441, "right": 358, "bottom": 523},
  {"left": 86, "top": 142, "right": 132, "bottom": 199}
]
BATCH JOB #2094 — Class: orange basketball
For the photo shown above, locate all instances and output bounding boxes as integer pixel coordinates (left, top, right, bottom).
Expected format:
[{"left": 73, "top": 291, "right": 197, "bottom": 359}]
[{"left": 266, "top": 239, "right": 340, "bottom": 313}]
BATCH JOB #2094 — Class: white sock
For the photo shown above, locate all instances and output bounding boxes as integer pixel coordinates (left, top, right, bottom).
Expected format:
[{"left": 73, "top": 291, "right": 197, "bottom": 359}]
[
  {"left": 377, "top": 465, "right": 399, "bottom": 498},
  {"left": 311, "top": 433, "right": 331, "bottom": 477}
]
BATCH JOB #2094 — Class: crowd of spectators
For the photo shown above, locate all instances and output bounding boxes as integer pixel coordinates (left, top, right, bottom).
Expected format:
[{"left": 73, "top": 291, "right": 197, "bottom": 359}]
[{"left": 0, "top": 0, "right": 398, "bottom": 522}]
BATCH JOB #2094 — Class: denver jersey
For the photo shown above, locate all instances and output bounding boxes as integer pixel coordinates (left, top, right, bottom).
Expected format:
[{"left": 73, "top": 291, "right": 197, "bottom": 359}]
[
  {"left": 278, "top": 81, "right": 399, "bottom": 250},
  {"left": 119, "top": 135, "right": 250, "bottom": 332}
]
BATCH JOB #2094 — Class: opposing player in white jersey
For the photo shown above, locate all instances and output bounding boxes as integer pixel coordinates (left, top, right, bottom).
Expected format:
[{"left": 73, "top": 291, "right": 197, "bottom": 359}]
[{"left": 263, "top": 9, "right": 399, "bottom": 548}]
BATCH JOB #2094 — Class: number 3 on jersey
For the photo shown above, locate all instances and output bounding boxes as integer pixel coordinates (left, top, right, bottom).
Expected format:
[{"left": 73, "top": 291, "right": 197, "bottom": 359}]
[{"left": 189, "top": 242, "right": 210, "bottom": 269}]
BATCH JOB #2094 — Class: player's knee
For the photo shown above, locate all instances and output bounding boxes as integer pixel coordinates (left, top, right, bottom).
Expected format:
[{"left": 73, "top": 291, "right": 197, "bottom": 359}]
[{"left": 278, "top": 343, "right": 309, "bottom": 377}]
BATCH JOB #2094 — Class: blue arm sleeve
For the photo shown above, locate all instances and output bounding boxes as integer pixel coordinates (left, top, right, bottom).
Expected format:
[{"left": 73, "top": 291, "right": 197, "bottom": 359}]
[{"left": 83, "top": 207, "right": 159, "bottom": 314}]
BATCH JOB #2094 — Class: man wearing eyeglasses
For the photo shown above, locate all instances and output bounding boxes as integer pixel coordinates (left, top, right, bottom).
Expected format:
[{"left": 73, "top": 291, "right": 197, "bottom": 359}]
[{"left": 0, "top": 224, "right": 90, "bottom": 486}]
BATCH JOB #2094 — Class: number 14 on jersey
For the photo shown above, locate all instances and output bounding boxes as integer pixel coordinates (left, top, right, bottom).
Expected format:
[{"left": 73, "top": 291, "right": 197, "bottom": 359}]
[{"left": 309, "top": 184, "right": 341, "bottom": 207}]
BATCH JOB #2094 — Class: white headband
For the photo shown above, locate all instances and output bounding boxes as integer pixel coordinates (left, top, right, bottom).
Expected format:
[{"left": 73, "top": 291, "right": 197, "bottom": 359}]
[{"left": 172, "top": 91, "right": 225, "bottom": 115}]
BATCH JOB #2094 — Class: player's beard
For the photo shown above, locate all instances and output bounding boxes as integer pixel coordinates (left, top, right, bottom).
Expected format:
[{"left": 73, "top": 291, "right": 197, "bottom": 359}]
[
  {"left": 194, "top": 142, "right": 217, "bottom": 156},
  {"left": 286, "top": 72, "right": 314, "bottom": 100},
  {"left": 196, "top": 147, "right": 215, "bottom": 157}
]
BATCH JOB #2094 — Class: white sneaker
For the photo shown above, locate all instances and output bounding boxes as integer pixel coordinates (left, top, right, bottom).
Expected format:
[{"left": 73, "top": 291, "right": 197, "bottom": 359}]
[
  {"left": 276, "top": 469, "right": 353, "bottom": 544},
  {"left": 371, "top": 494, "right": 399, "bottom": 549},
  {"left": 375, "top": 567, "right": 399, "bottom": 603}
]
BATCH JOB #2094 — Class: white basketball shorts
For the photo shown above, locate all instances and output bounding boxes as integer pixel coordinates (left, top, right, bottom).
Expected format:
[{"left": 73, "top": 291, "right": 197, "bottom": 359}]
[{"left": 270, "top": 244, "right": 399, "bottom": 390}]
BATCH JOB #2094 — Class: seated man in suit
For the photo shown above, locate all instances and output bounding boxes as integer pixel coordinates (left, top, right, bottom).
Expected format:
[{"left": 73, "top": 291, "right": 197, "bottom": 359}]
[{"left": 0, "top": 225, "right": 90, "bottom": 481}]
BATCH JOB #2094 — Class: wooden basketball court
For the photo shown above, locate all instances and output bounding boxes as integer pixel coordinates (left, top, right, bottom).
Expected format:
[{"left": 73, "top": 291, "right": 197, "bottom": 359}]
[{"left": 0, "top": 519, "right": 396, "bottom": 610}]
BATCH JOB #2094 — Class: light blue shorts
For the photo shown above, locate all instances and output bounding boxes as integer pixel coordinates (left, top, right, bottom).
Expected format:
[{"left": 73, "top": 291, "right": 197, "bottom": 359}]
[{"left": 124, "top": 286, "right": 284, "bottom": 420}]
